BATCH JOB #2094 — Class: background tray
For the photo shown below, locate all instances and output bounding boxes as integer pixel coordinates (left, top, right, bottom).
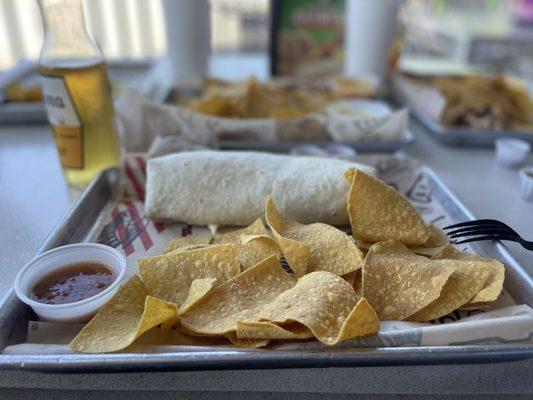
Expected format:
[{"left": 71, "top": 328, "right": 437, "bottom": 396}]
[
  {"left": 0, "top": 164, "right": 532, "bottom": 372},
  {"left": 390, "top": 75, "right": 533, "bottom": 147},
  {"left": 411, "top": 108, "right": 533, "bottom": 147},
  {"left": 219, "top": 130, "right": 414, "bottom": 153}
]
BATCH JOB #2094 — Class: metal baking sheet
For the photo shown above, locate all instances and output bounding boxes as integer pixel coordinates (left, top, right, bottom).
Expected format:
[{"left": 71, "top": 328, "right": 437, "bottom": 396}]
[
  {"left": 0, "top": 60, "right": 153, "bottom": 125},
  {"left": 219, "top": 131, "right": 415, "bottom": 153},
  {"left": 411, "top": 108, "right": 533, "bottom": 147},
  {"left": 390, "top": 78, "right": 533, "bottom": 147},
  {"left": 0, "top": 166, "right": 532, "bottom": 372}
]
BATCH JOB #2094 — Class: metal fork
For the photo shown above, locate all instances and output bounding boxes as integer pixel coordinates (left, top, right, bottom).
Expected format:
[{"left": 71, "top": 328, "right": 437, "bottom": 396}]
[{"left": 443, "top": 219, "right": 533, "bottom": 251}]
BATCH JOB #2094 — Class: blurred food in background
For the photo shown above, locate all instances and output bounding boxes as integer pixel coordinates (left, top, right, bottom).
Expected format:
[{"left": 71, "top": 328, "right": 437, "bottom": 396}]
[
  {"left": 5, "top": 74, "right": 42, "bottom": 102},
  {"left": 184, "top": 75, "right": 377, "bottom": 120},
  {"left": 434, "top": 76, "right": 533, "bottom": 131},
  {"left": 271, "top": 0, "right": 345, "bottom": 77}
]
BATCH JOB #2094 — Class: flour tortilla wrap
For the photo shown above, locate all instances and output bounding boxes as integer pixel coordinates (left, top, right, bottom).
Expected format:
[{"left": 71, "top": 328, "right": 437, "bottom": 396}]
[{"left": 145, "top": 151, "right": 375, "bottom": 226}]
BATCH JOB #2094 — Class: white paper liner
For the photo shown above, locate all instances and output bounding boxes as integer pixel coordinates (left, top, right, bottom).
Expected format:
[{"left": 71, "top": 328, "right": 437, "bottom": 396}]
[{"left": 114, "top": 88, "right": 410, "bottom": 153}]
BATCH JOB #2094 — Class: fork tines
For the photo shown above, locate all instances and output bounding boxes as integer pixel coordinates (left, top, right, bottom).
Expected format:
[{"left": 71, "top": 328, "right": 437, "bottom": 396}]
[{"left": 443, "top": 219, "right": 518, "bottom": 245}]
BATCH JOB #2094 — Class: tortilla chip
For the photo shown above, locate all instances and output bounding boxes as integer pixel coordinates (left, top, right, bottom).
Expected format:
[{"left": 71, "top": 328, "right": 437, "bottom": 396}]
[
  {"left": 425, "top": 225, "right": 449, "bottom": 246},
  {"left": 431, "top": 245, "right": 505, "bottom": 302},
  {"left": 333, "top": 298, "right": 380, "bottom": 344},
  {"left": 69, "top": 277, "right": 177, "bottom": 353},
  {"left": 259, "top": 271, "right": 378, "bottom": 345},
  {"left": 363, "top": 241, "right": 454, "bottom": 320},
  {"left": 265, "top": 198, "right": 362, "bottom": 276},
  {"left": 135, "top": 326, "right": 227, "bottom": 346},
  {"left": 179, "top": 255, "right": 296, "bottom": 335},
  {"left": 226, "top": 332, "right": 270, "bottom": 348},
  {"left": 265, "top": 198, "right": 310, "bottom": 277},
  {"left": 236, "top": 321, "right": 313, "bottom": 340},
  {"left": 346, "top": 169, "right": 430, "bottom": 246},
  {"left": 178, "top": 278, "right": 218, "bottom": 315},
  {"left": 138, "top": 244, "right": 240, "bottom": 305},
  {"left": 238, "top": 234, "right": 281, "bottom": 270},
  {"left": 459, "top": 302, "right": 490, "bottom": 310},
  {"left": 165, "top": 235, "right": 212, "bottom": 253},
  {"left": 407, "top": 259, "right": 491, "bottom": 321},
  {"left": 357, "top": 237, "right": 444, "bottom": 258},
  {"left": 212, "top": 218, "right": 268, "bottom": 244},
  {"left": 406, "top": 225, "right": 449, "bottom": 256}
]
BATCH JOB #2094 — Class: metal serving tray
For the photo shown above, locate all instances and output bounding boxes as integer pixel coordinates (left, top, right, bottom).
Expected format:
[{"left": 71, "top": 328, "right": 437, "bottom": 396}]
[
  {"left": 0, "top": 167, "right": 532, "bottom": 372},
  {"left": 219, "top": 131, "right": 415, "bottom": 154},
  {"left": 390, "top": 77, "right": 533, "bottom": 147},
  {"left": 410, "top": 108, "right": 533, "bottom": 147}
]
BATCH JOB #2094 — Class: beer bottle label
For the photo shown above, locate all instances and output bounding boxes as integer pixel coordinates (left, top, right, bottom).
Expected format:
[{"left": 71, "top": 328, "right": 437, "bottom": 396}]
[{"left": 42, "top": 76, "right": 84, "bottom": 169}]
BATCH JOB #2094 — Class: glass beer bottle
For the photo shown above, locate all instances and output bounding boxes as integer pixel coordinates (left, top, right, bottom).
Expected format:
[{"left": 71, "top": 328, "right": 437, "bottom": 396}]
[{"left": 38, "top": 0, "right": 121, "bottom": 187}]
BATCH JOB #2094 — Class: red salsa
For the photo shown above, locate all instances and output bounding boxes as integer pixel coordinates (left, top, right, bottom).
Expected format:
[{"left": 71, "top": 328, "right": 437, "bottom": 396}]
[{"left": 30, "top": 263, "right": 115, "bottom": 305}]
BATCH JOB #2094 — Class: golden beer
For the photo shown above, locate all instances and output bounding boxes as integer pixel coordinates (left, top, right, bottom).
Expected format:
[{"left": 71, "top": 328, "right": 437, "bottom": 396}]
[
  {"left": 38, "top": 0, "right": 121, "bottom": 187},
  {"left": 40, "top": 62, "right": 121, "bottom": 186}
]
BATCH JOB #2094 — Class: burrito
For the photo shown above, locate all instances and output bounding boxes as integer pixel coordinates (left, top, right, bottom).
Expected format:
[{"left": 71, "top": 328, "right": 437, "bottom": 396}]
[{"left": 145, "top": 151, "right": 375, "bottom": 226}]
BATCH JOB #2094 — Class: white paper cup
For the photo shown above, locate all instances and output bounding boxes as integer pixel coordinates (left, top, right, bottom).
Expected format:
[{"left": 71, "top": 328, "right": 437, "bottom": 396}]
[
  {"left": 344, "top": 0, "right": 400, "bottom": 78},
  {"left": 15, "top": 243, "right": 126, "bottom": 323},
  {"left": 495, "top": 138, "right": 531, "bottom": 169}
]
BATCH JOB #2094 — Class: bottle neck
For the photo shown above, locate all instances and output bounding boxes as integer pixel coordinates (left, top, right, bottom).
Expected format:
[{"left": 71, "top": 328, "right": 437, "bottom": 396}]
[{"left": 38, "top": 0, "right": 103, "bottom": 67}]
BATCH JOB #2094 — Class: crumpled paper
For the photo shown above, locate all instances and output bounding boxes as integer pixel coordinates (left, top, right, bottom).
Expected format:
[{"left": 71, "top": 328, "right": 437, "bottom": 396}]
[{"left": 114, "top": 88, "right": 410, "bottom": 153}]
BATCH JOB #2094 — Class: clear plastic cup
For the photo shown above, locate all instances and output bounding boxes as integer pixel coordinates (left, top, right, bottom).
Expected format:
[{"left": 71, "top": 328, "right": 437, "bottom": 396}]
[
  {"left": 495, "top": 138, "right": 531, "bottom": 169},
  {"left": 15, "top": 243, "right": 126, "bottom": 322}
]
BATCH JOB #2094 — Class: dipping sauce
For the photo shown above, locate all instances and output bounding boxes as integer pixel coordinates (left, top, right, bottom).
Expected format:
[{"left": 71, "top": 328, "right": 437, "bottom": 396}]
[{"left": 30, "top": 263, "right": 115, "bottom": 305}]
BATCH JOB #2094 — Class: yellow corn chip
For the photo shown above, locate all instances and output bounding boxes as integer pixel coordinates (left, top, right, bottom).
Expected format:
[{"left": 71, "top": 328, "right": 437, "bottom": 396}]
[
  {"left": 407, "top": 225, "right": 449, "bottom": 257},
  {"left": 431, "top": 245, "right": 505, "bottom": 302},
  {"left": 425, "top": 225, "right": 450, "bottom": 246},
  {"left": 346, "top": 169, "right": 430, "bottom": 246},
  {"left": 265, "top": 198, "right": 310, "bottom": 277},
  {"left": 226, "top": 332, "right": 270, "bottom": 348},
  {"left": 165, "top": 235, "right": 213, "bottom": 254},
  {"left": 333, "top": 298, "right": 380, "bottom": 344},
  {"left": 459, "top": 302, "right": 489, "bottom": 310},
  {"left": 265, "top": 198, "right": 362, "bottom": 276},
  {"left": 356, "top": 237, "right": 444, "bottom": 258},
  {"left": 69, "top": 277, "right": 177, "bottom": 353},
  {"left": 238, "top": 234, "right": 281, "bottom": 270},
  {"left": 363, "top": 241, "right": 454, "bottom": 320},
  {"left": 178, "top": 278, "right": 218, "bottom": 315},
  {"left": 259, "top": 271, "right": 379, "bottom": 345},
  {"left": 212, "top": 218, "right": 268, "bottom": 244},
  {"left": 138, "top": 244, "right": 240, "bottom": 305},
  {"left": 236, "top": 321, "right": 313, "bottom": 340},
  {"left": 179, "top": 255, "right": 296, "bottom": 335},
  {"left": 407, "top": 259, "right": 491, "bottom": 321},
  {"left": 135, "top": 325, "right": 227, "bottom": 346}
]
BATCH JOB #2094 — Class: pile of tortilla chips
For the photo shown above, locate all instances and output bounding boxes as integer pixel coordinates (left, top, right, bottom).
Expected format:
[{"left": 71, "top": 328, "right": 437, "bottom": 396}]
[
  {"left": 69, "top": 169, "right": 504, "bottom": 353},
  {"left": 184, "top": 77, "right": 331, "bottom": 120},
  {"left": 433, "top": 76, "right": 533, "bottom": 131}
]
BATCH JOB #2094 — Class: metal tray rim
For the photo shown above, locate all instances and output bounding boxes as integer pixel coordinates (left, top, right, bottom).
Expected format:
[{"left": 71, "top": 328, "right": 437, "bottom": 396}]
[{"left": 2, "top": 343, "right": 533, "bottom": 373}]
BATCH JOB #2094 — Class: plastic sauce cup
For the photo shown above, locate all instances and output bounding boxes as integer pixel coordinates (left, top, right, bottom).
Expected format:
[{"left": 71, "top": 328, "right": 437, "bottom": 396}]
[
  {"left": 495, "top": 138, "right": 531, "bottom": 169},
  {"left": 15, "top": 243, "right": 126, "bottom": 323}
]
